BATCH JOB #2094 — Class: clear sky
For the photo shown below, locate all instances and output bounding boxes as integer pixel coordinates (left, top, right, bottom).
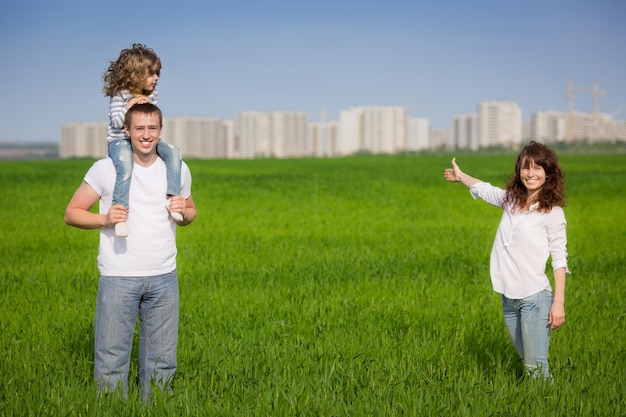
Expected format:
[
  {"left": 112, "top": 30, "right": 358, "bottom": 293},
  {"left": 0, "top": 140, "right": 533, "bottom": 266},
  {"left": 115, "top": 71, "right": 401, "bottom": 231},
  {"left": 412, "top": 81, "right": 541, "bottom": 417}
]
[{"left": 1, "top": 0, "right": 624, "bottom": 143}]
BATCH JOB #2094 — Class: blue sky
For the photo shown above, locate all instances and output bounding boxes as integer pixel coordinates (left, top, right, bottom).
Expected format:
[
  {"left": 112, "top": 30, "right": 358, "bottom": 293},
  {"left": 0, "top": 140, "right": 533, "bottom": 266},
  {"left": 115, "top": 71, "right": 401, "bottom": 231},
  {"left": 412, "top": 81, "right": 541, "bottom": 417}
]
[{"left": 1, "top": 0, "right": 624, "bottom": 143}]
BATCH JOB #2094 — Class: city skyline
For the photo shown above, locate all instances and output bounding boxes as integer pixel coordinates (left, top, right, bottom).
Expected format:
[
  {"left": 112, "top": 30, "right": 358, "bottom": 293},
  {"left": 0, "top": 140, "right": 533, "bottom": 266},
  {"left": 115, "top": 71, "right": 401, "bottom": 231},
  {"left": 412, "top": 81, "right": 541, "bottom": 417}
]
[
  {"left": 59, "top": 103, "right": 626, "bottom": 161},
  {"left": 1, "top": 0, "right": 625, "bottom": 143}
]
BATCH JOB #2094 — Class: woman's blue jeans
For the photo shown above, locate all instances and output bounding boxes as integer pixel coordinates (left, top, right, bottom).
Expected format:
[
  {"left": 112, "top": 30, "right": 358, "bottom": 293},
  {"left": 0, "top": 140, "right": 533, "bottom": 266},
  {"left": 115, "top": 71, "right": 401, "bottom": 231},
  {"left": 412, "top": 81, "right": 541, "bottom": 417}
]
[
  {"left": 501, "top": 289, "right": 553, "bottom": 379},
  {"left": 94, "top": 271, "right": 179, "bottom": 400}
]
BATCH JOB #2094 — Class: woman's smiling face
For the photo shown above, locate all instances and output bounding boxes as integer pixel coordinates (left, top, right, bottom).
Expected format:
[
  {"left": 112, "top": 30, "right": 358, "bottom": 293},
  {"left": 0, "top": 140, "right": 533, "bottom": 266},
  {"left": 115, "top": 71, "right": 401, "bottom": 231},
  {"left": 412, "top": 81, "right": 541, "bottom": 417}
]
[{"left": 520, "top": 159, "right": 546, "bottom": 195}]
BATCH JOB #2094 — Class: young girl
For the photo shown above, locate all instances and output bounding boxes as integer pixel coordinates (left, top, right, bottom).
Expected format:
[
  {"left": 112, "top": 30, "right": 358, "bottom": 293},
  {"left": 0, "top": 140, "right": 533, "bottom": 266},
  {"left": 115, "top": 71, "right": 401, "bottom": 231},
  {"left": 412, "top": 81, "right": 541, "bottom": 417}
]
[
  {"left": 103, "top": 43, "right": 182, "bottom": 237},
  {"left": 444, "top": 141, "right": 568, "bottom": 380}
]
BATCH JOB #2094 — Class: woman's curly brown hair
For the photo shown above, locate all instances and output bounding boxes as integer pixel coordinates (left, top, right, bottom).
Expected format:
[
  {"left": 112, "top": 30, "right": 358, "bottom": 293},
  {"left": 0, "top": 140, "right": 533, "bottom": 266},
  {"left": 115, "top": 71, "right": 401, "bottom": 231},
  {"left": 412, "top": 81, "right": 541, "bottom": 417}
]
[
  {"left": 504, "top": 141, "right": 566, "bottom": 213},
  {"left": 102, "top": 44, "right": 161, "bottom": 97}
]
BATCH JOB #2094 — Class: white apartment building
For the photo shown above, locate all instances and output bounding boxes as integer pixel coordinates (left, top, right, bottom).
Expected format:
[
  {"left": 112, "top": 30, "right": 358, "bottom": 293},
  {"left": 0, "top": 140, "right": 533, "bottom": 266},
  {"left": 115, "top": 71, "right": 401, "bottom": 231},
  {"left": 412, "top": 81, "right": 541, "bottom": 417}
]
[
  {"left": 522, "top": 120, "right": 531, "bottom": 142},
  {"left": 478, "top": 101, "right": 522, "bottom": 148},
  {"left": 223, "top": 120, "right": 236, "bottom": 158},
  {"left": 408, "top": 118, "right": 429, "bottom": 151},
  {"left": 59, "top": 121, "right": 107, "bottom": 158},
  {"left": 60, "top": 117, "right": 231, "bottom": 159},
  {"left": 270, "top": 111, "right": 309, "bottom": 158},
  {"left": 364, "top": 106, "right": 407, "bottom": 153},
  {"left": 309, "top": 121, "right": 338, "bottom": 157},
  {"left": 531, "top": 110, "right": 621, "bottom": 143},
  {"left": 429, "top": 128, "right": 453, "bottom": 150},
  {"left": 337, "top": 108, "right": 362, "bottom": 156},
  {"left": 453, "top": 113, "right": 478, "bottom": 151},
  {"left": 238, "top": 111, "right": 270, "bottom": 158},
  {"left": 338, "top": 106, "right": 408, "bottom": 155},
  {"left": 237, "top": 111, "right": 308, "bottom": 158},
  {"left": 530, "top": 110, "right": 568, "bottom": 142},
  {"left": 610, "top": 120, "right": 626, "bottom": 142},
  {"left": 60, "top": 107, "right": 426, "bottom": 160},
  {"left": 164, "top": 117, "right": 228, "bottom": 159}
]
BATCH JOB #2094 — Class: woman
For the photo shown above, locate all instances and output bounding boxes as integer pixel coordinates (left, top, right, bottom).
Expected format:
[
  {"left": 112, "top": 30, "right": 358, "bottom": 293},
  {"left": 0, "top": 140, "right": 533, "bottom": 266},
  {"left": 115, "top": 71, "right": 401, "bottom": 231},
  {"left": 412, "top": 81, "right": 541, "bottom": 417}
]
[{"left": 444, "top": 141, "right": 568, "bottom": 379}]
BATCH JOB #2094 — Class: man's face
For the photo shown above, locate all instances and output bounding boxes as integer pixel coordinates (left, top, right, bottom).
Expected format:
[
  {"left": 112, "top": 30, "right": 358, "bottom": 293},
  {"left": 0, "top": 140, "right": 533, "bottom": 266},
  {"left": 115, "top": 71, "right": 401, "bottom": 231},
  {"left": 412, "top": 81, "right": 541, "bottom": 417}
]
[{"left": 124, "top": 112, "right": 161, "bottom": 157}]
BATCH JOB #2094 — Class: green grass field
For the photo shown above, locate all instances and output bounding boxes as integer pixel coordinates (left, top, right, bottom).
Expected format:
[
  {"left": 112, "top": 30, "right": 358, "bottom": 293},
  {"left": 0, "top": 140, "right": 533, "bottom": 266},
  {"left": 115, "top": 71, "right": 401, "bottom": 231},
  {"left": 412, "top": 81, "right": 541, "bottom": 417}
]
[{"left": 1, "top": 149, "right": 625, "bottom": 416}]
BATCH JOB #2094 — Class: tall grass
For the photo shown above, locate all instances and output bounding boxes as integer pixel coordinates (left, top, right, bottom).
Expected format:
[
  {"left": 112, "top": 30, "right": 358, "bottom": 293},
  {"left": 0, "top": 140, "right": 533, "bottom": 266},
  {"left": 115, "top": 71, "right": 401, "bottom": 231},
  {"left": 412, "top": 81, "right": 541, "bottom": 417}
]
[{"left": 1, "top": 150, "right": 625, "bottom": 416}]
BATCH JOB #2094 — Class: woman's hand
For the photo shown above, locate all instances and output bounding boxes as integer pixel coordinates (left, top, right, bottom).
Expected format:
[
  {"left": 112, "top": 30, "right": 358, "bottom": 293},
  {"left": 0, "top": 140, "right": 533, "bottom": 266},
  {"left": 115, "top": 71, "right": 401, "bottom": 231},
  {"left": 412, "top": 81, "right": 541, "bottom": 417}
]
[{"left": 444, "top": 157, "right": 463, "bottom": 182}]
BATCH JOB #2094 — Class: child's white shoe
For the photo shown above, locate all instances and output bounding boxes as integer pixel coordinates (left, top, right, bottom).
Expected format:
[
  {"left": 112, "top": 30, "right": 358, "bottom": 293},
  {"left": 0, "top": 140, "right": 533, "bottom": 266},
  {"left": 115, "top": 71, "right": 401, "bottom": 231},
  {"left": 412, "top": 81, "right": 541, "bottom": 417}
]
[
  {"left": 115, "top": 222, "right": 129, "bottom": 237},
  {"left": 166, "top": 200, "right": 184, "bottom": 222}
]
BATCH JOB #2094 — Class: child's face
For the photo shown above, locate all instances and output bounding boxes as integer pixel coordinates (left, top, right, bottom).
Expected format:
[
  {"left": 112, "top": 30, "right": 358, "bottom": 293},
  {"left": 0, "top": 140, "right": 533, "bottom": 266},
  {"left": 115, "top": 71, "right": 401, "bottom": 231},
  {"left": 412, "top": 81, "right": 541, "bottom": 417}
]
[{"left": 143, "top": 72, "right": 159, "bottom": 93}]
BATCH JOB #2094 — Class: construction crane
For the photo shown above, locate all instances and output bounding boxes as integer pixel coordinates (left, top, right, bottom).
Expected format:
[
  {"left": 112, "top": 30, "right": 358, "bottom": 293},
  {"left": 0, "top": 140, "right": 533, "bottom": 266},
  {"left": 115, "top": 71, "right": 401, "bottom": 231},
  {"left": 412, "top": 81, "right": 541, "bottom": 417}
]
[
  {"left": 592, "top": 83, "right": 606, "bottom": 120},
  {"left": 567, "top": 81, "right": 582, "bottom": 142},
  {"left": 567, "top": 81, "right": 605, "bottom": 141}
]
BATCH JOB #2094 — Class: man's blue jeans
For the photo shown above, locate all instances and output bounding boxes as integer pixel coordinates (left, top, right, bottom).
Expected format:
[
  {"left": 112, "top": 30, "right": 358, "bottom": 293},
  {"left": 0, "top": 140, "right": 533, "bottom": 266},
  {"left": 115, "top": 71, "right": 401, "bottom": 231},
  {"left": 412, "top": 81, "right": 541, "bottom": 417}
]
[
  {"left": 501, "top": 289, "right": 553, "bottom": 379},
  {"left": 94, "top": 271, "right": 179, "bottom": 400}
]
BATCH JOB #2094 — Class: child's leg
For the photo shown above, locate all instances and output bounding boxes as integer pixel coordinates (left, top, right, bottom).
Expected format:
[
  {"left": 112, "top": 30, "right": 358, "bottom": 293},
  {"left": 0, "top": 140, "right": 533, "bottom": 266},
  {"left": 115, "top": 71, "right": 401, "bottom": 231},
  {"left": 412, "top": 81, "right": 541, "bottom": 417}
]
[
  {"left": 156, "top": 140, "right": 182, "bottom": 196},
  {"left": 109, "top": 139, "right": 133, "bottom": 209}
]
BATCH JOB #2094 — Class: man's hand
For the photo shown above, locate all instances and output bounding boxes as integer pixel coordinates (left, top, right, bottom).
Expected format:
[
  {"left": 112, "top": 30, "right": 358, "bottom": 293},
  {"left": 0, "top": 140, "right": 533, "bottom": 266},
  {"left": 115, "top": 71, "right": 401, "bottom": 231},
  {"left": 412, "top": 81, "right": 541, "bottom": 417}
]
[
  {"left": 107, "top": 204, "right": 129, "bottom": 226},
  {"left": 167, "top": 196, "right": 186, "bottom": 220}
]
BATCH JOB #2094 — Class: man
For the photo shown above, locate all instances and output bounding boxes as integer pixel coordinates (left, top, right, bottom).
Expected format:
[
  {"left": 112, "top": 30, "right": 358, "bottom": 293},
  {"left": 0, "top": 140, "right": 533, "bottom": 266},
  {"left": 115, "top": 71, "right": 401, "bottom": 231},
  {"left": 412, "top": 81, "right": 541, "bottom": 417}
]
[{"left": 64, "top": 103, "right": 196, "bottom": 400}]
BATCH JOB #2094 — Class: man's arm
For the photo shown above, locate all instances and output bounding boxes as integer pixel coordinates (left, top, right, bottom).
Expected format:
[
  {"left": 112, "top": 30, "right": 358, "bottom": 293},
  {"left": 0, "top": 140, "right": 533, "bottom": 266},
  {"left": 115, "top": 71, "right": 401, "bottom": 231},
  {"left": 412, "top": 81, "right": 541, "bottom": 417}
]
[
  {"left": 169, "top": 194, "right": 197, "bottom": 226},
  {"left": 64, "top": 181, "right": 127, "bottom": 229}
]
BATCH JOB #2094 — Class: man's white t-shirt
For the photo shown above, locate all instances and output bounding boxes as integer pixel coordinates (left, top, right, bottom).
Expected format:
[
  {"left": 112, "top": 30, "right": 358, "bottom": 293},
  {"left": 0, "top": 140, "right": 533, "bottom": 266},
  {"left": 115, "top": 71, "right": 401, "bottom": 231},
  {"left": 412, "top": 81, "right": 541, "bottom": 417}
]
[{"left": 84, "top": 157, "right": 192, "bottom": 277}]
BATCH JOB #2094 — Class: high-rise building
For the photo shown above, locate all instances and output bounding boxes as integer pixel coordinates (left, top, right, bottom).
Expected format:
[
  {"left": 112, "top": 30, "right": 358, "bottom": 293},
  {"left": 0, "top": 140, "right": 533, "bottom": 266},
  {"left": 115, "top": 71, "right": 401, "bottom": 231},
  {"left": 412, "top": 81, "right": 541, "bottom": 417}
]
[
  {"left": 453, "top": 113, "right": 478, "bottom": 150},
  {"left": 362, "top": 106, "right": 407, "bottom": 153},
  {"left": 337, "top": 108, "right": 362, "bottom": 156},
  {"left": 238, "top": 111, "right": 270, "bottom": 158},
  {"left": 310, "top": 121, "right": 338, "bottom": 157},
  {"left": 531, "top": 110, "right": 617, "bottom": 143},
  {"left": 223, "top": 120, "right": 236, "bottom": 159},
  {"left": 408, "top": 118, "right": 429, "bottom": 151},
  {"left": 61, "top": 117, "right": 231, "bottom": 159},
  {"left": 429, "top": 128, "right": 452, "bottom": 150},
  {"left": 65, "top": 101, "right": 626, "bottom": 159},
  {"left": 478, "top": 101, "right": 522, "bottom": 148},
  {"left": 270, "top": 111, "right": 309, "bottom": 158},
  {"left": 59, "top": 122, "right": 107, "bottom": 158},
  {"left": 237, "top": 111, "right": 308, "bottom": 158},
  {"left": 522, "top": 120, "right": 531, "bottom": 142},
  {"left": 609, "top": 120, "right": 626, "bottom": 142},
  {"left": 338, "top": 106, "right": 408, "bottom": 155},
  {"left": 164, "top": 117, "right": 228, "bottom": 159},
  {"left": 530, "top": 111, "right": 568, "bottom": 142}
]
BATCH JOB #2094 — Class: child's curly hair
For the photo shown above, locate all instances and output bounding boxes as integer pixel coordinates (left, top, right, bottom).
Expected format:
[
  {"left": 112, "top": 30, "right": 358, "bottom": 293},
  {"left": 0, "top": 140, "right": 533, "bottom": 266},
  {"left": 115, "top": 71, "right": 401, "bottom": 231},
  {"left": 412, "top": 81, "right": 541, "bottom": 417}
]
[
  {"left": 102, "top": 43, "right": 161, "bottom": 97},
  {"left": 504, "top": 141, "right": 566, "bottom": 213}
]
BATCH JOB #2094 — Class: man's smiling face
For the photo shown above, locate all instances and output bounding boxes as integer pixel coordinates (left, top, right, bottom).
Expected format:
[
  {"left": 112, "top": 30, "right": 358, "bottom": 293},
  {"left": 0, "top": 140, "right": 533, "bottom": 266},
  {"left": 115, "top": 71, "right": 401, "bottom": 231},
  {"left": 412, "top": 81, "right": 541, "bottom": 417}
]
[{"left": 124, "top": 111, "right": 161, "bottom": 162}]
